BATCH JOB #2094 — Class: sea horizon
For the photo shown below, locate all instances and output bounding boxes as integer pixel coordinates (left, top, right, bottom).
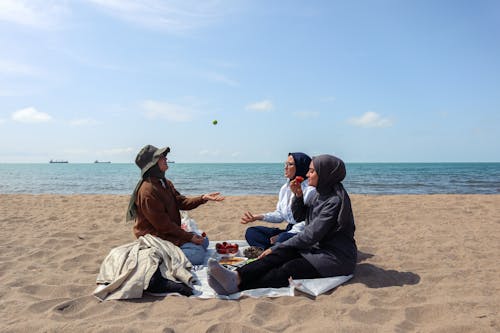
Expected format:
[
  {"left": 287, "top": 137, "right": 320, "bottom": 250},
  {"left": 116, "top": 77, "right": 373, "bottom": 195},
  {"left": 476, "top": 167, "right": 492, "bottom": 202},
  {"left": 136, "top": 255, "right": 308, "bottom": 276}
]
[
  {"left": 1, "top": 162, "right": 499, "bottom": 195},
  {"left": 1, "top": 161, "right": 499, "bottom": 164}
]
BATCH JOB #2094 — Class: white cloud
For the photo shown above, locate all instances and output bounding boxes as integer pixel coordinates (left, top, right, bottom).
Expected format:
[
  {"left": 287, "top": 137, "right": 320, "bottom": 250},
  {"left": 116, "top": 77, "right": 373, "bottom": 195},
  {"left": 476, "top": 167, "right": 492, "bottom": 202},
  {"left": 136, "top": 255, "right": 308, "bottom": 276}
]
[
  {"left": 69, "top": 118, "right": 99, "bottom": 126},
  {"left": 86, "top": 0, "right": 232, "bottom": 33},
  {"left": 11, "top": 107, "right": 52, "bottom": 123},
  {"left": 0, "top": 0, "right": 68, "bottom": 29},
  {"left": 293, "top": 111, "right": 320, "bottom": 119},
  {"left": 245, "top": 100, "right": 274, "bottom": 112},
  {"left": 141, "top": 100, "right": 194, "bottom": 122},
  {"left": 0, "top": 118, "right": 5, "bottom": 124},
  {"left": 348, "top": 111, "right": 392, "bottom": 128},
  {"left": 0, "top": 0, "right": 233, "bottom": 32}
]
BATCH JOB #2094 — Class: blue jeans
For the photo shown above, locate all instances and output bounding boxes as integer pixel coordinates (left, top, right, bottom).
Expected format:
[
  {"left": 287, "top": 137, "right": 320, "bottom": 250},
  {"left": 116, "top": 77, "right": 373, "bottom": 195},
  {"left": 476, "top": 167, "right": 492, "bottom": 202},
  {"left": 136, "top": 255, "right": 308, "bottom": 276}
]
[
  {"left": 180, "top": 237, "right": 209, "bottom": 265},
  {"left": 245, "top": 224, "right": 295, "bottom": 249}
]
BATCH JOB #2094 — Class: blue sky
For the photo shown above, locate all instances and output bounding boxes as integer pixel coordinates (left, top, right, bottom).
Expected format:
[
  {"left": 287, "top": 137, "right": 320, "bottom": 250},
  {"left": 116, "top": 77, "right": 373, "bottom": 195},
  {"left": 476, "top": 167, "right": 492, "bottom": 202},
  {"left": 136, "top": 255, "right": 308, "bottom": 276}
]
[{"left": 0, "top": 0, "right": 499, "bottom": 163}]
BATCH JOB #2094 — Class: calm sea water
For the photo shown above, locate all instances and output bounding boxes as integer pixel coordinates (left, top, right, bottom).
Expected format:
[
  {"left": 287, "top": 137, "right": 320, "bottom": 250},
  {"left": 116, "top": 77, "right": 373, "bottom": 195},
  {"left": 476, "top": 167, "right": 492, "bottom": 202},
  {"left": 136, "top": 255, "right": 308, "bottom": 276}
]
[{"left": 0, "top": 163, "right": 499, "bottom": 195}]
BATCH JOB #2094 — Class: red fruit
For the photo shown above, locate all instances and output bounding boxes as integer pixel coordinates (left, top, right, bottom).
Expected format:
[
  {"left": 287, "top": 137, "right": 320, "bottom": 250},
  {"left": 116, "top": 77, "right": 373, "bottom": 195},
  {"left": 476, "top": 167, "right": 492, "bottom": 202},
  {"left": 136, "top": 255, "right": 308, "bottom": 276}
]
[
  {"left": 295, "top": 176, "right": 304, "bottom": 184},
  {"left": 226, "top": 243, "right": 239, "bottom": 254},
  {"left": 216, "top": 242, "right": 240, "bottom": 254},
  {"left": 201, "top": 232, "right": 206, "bottom": 238}
]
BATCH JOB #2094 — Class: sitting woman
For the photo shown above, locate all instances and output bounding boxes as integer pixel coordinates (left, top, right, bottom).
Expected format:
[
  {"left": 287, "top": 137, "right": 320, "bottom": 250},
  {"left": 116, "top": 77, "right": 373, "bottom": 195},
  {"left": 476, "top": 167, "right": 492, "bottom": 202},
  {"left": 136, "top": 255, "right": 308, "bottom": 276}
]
[
  {"left": 208, "top": 154, "right": 357, "bottom": 295},
  {"left": 241, "top": 152, "right": 316, "bottom": 250},
  {"left": 126, "top": 144, "right": 224, "bottom": 265}
]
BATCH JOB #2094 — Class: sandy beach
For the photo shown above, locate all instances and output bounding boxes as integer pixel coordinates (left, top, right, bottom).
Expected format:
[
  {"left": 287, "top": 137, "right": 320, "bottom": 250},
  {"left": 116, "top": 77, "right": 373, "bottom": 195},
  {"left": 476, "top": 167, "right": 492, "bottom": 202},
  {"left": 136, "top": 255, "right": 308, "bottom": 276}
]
[{"left": 0, "top": 194, "right": 498, "bottom": 332}]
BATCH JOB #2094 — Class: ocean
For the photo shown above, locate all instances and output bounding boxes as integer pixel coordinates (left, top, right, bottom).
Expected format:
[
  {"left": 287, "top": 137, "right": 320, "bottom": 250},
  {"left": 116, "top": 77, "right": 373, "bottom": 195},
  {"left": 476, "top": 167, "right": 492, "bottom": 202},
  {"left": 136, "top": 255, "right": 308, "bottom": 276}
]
[{"left": 0, "top": 163, "right": 499, "bottom": 195}]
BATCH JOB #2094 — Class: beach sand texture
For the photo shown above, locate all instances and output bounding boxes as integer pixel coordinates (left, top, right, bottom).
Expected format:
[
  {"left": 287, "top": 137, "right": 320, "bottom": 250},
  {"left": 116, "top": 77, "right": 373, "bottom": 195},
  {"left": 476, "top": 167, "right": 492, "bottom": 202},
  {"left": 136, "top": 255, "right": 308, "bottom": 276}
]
[{"left": 0, "top": 194, "right": 498, "bottom": 332}]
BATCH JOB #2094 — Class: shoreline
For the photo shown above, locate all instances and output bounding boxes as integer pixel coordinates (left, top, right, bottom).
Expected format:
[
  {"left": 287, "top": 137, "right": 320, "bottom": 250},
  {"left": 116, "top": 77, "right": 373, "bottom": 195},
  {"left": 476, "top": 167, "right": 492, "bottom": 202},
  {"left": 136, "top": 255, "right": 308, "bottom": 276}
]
[{"left": 1, "top": 194, "right": 498, "bottom": 332}]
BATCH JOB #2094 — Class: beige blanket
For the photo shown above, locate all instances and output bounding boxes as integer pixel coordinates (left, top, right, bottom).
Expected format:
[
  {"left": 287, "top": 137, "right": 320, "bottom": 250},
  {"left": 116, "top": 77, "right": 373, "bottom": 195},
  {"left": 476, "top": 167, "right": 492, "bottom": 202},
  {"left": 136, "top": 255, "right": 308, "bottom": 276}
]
[{"left": 93, "top": 234, "right": 193, "bottom": 301}]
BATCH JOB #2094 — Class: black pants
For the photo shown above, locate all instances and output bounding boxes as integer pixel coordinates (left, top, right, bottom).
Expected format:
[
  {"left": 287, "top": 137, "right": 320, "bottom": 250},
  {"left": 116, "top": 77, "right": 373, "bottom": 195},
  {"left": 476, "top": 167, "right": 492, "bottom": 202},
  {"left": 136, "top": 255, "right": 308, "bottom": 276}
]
[
  {"left": 237, "top": 247, "right": 321, "bottom": 290},
  {"left": 146, "top": 267, "right": 193, "bottom": 296}
]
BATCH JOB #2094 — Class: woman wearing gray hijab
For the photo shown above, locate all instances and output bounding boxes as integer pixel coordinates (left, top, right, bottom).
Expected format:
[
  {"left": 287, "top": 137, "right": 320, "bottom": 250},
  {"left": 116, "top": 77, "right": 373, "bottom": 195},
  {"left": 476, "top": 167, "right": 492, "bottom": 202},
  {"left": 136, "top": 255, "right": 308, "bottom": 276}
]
[{"left": 207, "top": 154, "right": 357, "bottom": 295}]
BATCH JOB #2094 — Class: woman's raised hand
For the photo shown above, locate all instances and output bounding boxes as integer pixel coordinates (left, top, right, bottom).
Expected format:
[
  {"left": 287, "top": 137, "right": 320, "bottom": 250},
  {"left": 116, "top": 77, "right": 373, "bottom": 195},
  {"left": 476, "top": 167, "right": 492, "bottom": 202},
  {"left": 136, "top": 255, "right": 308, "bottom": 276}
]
[
  {"left": 240, "top": 211, "right": 256, "bottom": 224},
  {"left": 190, "top": 234, "right": 204, "bottom": 245},
  {"left": 202, "top": 192, "right": 225, "bottom": 201},
  {"left": 290, "top": 179, "right": 303, "bottom": 198}
]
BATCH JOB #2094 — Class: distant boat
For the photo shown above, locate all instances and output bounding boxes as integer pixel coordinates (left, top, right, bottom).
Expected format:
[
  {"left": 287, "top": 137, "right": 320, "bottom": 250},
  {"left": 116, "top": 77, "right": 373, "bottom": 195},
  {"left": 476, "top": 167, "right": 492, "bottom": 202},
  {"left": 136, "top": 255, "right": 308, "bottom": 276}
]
[
  {"left": 49, "top": 159, "right": 68, "bottom": 163},
  {"left": 94, "top": 160, "right": 111, "bottom": 163},
  {"left": 167, "top": 161, "right": 175, "bottom": 164}
]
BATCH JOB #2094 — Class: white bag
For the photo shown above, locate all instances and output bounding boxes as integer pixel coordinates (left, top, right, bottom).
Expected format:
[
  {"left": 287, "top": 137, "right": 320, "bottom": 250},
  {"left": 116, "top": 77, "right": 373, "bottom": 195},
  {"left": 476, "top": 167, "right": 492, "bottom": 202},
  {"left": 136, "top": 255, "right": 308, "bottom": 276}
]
[{"left": 180, "top": 211, "right": 203, "bottom": 235}]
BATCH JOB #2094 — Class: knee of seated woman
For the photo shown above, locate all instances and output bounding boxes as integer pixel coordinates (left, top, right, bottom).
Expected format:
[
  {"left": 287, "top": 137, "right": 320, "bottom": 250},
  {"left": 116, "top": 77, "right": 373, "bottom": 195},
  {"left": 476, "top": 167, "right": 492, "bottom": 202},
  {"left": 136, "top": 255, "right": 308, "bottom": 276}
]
[
  {"left": 276, "top": 232, "right": 295, "bottom": 243},
  {"left": 181, "top": 243, "right": 207, "bottom": 265}
]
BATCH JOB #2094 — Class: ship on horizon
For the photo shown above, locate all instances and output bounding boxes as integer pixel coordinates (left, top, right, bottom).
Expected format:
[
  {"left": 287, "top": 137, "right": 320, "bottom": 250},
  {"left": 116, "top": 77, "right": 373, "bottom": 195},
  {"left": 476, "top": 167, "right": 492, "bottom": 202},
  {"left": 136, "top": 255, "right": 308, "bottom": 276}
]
[
  {"left": 94, "top": 160, "right": 111, "bottom": 163},
  {"left": 49, "top": 159, "right": 68, "bottom": 163}
]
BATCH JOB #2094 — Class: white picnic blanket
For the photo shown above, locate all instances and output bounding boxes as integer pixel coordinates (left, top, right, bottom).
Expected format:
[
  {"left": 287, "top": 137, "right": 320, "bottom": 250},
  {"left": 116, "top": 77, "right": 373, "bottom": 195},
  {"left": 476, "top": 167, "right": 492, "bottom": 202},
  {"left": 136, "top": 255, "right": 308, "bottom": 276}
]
[{"left": 148, "top": 240, "right": 353, "bottom": 299}]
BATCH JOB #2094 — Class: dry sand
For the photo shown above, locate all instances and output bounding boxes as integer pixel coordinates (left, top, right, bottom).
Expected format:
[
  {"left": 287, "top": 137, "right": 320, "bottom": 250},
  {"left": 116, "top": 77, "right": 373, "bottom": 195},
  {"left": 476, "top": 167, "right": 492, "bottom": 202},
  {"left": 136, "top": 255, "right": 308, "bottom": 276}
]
[{"left": 0, "top": 194, "right": 499, "bottom": 332}]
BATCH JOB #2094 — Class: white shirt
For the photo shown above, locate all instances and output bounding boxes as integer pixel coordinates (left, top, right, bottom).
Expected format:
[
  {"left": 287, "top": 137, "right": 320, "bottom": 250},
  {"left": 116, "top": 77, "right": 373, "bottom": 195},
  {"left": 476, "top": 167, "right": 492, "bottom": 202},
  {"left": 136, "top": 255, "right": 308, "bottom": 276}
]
[{"left": 262, "top": 179, "right": 316, "bottom": 234}]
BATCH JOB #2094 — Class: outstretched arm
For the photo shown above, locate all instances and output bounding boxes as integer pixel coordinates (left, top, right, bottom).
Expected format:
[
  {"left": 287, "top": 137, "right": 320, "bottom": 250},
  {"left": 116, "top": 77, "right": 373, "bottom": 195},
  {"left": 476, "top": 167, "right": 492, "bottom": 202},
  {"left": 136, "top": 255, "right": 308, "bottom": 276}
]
[
  {"left": 201, "top": 192, "right": 225, "bottom": 202},
  {"left": 240, "top": 211, "right": 264, "bottom": 224}
]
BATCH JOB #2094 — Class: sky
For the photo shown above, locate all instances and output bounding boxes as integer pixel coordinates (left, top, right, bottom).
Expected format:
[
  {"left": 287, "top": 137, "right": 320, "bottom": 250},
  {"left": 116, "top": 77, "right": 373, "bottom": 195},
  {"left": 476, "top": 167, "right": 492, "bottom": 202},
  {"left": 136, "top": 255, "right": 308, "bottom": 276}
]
[{"left": 0, "top": 0, "right": 499, "bottom": 163}]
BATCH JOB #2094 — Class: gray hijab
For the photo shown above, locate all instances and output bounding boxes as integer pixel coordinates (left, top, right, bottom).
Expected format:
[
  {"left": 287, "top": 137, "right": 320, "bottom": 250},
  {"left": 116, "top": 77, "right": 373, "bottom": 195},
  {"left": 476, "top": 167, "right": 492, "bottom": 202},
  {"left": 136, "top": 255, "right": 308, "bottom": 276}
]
[
  {"left": 313, "top": 154, "right": 353, "bottom": 231},
  {"left": 314, "top": 154, "right": 346, "bottom": 195}
]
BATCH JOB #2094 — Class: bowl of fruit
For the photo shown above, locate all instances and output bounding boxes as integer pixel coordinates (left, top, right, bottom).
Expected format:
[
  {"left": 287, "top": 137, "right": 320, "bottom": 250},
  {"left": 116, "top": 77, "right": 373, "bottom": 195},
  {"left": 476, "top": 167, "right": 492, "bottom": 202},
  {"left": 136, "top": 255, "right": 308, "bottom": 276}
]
[{"left": 215, "top": 242, "right": 239, "bottom": 257}]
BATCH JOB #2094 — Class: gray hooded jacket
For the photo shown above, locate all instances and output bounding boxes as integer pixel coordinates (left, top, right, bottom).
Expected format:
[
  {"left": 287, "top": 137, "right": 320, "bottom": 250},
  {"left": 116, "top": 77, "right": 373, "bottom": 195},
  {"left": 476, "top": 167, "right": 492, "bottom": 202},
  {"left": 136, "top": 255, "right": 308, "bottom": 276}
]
[{"left": 274, "top": 154, "right": 357, "bottom": 277}]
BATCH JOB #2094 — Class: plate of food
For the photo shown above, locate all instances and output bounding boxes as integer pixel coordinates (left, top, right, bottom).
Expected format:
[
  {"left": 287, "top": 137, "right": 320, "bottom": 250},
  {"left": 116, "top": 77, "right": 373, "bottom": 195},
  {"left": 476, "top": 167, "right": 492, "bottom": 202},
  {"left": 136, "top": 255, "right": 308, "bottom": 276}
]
[
  {"left": 218, "top": 256, "right": 247, "bottom": 265},
  {"left": 218, "top": 256, "right": 248, "bottom": 270}
]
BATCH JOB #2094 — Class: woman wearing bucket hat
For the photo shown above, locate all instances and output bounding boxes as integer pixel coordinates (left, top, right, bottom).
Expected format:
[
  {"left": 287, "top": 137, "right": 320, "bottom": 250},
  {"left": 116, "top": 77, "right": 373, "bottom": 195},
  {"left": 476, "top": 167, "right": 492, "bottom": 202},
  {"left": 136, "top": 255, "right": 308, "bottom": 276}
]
[
  {"left": 126, "top": 144, "right": 224, "bottom": 265},
  {"left": 207, "top": 154, "right": 357, "bottom": 295}
]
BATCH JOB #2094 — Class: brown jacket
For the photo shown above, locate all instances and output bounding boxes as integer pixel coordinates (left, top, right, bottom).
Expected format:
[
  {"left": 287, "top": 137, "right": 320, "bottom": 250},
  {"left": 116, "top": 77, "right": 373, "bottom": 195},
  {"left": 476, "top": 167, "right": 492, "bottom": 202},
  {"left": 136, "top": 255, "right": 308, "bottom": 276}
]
[{"left": 133, "top": 177, "right": 207, "bottom": 246}]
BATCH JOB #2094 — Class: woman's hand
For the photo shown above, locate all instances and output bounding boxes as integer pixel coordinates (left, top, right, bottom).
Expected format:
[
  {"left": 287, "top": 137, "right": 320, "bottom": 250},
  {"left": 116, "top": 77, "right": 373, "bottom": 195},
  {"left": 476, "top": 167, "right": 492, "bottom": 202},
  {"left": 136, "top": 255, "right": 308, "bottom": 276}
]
[
  {"left": 190, "top": 234, "right": 204, "bottom": 245},
  {"left": 270, "top": 235, "right": 278, "bottom": 244},
  {"left": 202, "top": 192, "right": 225, "bottom": 202},
  {"left": 240, "top": 211, "right": 259, "bottom": 224},
  {"left": 290, "top": 179, "right": 303, "bottom": 198},
  {"left": 258, "top": 248, "right": 272, "bottom": 259}
]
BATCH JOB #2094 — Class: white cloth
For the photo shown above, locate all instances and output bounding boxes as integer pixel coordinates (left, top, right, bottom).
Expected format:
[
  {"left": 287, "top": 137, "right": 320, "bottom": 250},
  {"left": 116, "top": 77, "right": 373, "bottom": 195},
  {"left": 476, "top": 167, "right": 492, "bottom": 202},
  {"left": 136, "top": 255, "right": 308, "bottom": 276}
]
[
  {"left": 262, "top": 179, "right": 316, "bottom": 229},
  {"left": 189, "top": 240, "right": 353, "bottom": 300},
  {"left": 289, "top": 221, "right": 305, "bottom": 234},
  {"left": 93, "top": 234, "right": 193, "bottom": 301}
]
